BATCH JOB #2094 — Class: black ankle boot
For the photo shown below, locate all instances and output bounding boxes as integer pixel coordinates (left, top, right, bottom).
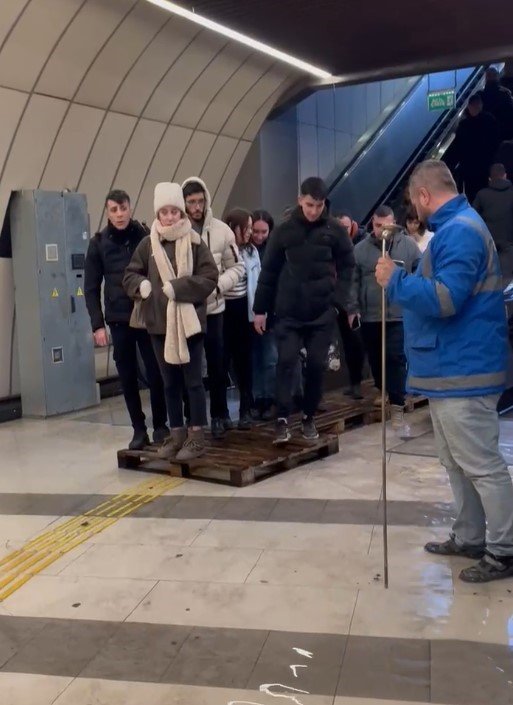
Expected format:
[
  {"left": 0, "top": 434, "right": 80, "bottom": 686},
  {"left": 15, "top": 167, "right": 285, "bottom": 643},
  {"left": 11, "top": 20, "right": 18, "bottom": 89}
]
[{"left": 129, "top": 428, "right": 150, "bottom": 450}]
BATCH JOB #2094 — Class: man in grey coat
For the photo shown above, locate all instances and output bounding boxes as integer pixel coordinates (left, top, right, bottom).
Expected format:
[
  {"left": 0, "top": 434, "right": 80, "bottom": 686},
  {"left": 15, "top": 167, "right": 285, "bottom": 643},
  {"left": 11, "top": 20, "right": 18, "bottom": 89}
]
[
  {"left": 347, "top": 205, "right": 421, "bottom": 435},
  {"left": 474, "top": 163, "right": 513, "bottom": 283}
]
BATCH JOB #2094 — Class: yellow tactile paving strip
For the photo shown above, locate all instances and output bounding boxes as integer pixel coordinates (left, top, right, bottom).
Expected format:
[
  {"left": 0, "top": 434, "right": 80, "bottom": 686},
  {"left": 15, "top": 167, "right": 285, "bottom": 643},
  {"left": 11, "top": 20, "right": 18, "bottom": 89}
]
[{"left": 0, "top": 476, "right": 184, "bottom": 601}]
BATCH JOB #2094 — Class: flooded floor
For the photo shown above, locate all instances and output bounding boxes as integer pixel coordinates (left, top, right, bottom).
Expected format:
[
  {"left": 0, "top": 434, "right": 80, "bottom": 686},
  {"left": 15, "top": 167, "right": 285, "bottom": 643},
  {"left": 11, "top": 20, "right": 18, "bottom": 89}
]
[{"left": 1, "top": 395, "right": 512, "bottom": 705}]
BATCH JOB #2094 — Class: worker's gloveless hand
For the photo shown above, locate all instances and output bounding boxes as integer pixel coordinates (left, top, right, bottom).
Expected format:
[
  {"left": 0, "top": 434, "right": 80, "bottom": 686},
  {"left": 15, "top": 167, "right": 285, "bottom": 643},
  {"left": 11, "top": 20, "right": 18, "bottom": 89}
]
[{"left": 375, "top": 255, "right": 397, "bottom": 288}]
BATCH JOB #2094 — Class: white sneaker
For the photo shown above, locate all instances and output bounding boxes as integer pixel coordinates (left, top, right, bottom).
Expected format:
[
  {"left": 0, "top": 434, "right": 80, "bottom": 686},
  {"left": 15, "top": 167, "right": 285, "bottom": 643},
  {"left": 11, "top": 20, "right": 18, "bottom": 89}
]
[{"left": 390, "top": 404, "right": 412, "bottom": 439}]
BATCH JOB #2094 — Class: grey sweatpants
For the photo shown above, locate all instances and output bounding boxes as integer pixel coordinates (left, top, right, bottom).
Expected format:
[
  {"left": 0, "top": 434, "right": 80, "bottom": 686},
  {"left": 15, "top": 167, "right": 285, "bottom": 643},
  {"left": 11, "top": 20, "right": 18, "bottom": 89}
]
[{"left": 430, "top": 395, "right": 513, "bottom": 557}]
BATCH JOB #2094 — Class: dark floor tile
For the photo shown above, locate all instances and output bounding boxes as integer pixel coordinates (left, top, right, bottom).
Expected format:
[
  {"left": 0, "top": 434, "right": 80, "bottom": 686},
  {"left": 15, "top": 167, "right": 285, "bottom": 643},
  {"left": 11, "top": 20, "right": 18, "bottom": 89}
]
[
  {"left": 0, "top": 616, "right": 48, "bottom": 669},
  {"left": 1, "top": 619, "right": 117, "bottom": 677},
  {"left": 385, "top": 501, "right": 454, "bottom": 527},
  {"left": 214, "top": 498, "right": 278, "bottom": 521},
  {"left": 321, "top": 500, "right": 380, "bottom": 525},
  {"left": 338, "top": 635, "right": 430, "bottom": 702},
  {"left": 33, "top": 494, "right": 92, "bottom": 516},
  {"left": 72, "top": 494, "right": 114, "bottom": 516},
  {"left": 131, "top": 495, "right": 182, "bottom": 518},
  {"left": 268, "top": 499, "right": 327, "bottom": 523},
  {"left": 168, "top": 496, "right": 230, "bottom": 520},
  {"left": 431, "top": 640, "right": 513, "bottom": 705},
  {"left": 0, "top": 494, "right": 35, "bottom": 514},
  {"left": 247, "top": 630, "right": 347, "bottom": 696},
  {"left": 82, "top": 623, "right": 191, "bottom": 682},
  {"left": 161, "top": 626, "right": 268, "bottom": 688}
]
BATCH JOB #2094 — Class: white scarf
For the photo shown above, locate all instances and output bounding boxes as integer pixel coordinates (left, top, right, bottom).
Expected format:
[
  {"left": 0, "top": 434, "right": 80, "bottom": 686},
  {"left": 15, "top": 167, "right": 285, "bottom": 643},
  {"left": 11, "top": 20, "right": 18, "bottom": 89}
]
[{"left": 150, "top": 217, "right": 201, "bottom": 365}]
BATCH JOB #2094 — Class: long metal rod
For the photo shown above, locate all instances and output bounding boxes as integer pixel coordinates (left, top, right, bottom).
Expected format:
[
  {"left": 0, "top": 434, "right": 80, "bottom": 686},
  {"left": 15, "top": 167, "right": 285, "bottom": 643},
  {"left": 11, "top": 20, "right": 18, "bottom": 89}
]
[{"left": 381, "top": 237, "right": 389, "bottom": 589}]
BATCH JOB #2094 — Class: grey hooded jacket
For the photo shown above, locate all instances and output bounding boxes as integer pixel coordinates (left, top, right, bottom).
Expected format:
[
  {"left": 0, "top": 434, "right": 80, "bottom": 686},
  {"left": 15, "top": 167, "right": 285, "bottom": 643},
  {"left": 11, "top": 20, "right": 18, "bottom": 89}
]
[{"left": 347, "top": 230, "right": 421, "bottom": 322}]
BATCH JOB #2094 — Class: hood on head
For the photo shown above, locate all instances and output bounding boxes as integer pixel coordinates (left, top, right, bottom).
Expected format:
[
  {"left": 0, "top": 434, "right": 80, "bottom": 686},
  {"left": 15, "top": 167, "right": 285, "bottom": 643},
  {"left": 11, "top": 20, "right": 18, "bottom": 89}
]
[{"left": 181, "top": 176, "right": 213, "bottom": 231}]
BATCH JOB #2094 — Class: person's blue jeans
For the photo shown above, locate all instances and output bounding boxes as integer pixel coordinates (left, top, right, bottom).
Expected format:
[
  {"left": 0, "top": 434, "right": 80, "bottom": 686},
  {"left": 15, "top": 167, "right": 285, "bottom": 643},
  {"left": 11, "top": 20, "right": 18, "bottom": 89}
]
[{"left": 252, "top": 329, "right": 278, "bottom": 403}]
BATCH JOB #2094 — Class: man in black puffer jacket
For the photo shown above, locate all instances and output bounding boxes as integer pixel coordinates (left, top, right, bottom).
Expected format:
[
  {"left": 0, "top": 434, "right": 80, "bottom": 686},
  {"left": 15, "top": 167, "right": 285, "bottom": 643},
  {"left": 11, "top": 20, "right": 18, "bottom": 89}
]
[
  {"left": 253, "top": 177, "right": 355, "bottom": 444},
  {"left": 85, "top": 189, "right": 168, "bottom": 450}
]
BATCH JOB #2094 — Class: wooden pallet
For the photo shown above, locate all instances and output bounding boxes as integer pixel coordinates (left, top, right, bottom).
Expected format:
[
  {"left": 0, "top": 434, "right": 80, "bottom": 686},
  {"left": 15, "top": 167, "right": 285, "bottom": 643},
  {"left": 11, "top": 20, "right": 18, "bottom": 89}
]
[
  {"left": 293, "top": 383, "right": 428, "bottom": 434},
  {"left": 118, "top": 431, "right": 339, "bottom": 487}
]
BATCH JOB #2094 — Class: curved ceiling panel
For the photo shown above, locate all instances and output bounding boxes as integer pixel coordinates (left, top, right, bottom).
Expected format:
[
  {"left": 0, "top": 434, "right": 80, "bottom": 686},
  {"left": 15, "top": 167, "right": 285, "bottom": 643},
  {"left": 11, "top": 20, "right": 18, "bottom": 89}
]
[
  {"left": 0, "top": 0, "right": 30, "bottom": 49},
  {"left": 0, "top": 0, "right": 299, "bottom": 229},
  {"left": 110, "top": 16, "right": 199, "bottom": 116},
  {"left": 134, "top": 123, "right": 193, "bottom": 215},
  {"left": 172, "top": 130, "right": 218, "bottom": 185},
  {"left": 77, "top": 111, "right": 137, "bottom": 231},
  {"left": 35, "top": 0, "right": 135, "bottom": 100},
  {"left": 0, "top": 93, "right": 68, "bottom": 219},
  {"left": 39, "top": 103, "right": 105, "bottom": 191},
  {"left": 143, "top": 30, "right": 228, "bottom": 123},
  {"left": 0, "top": 0, "right": 84, "bottom": 91},
  {"left": 0, "top": 87, "right": 28, "bottom": 173},
  {"left": 172, "top": 43, "right": 252, "bottom": 129},
  {"left": 75, "top": 1, "right": 166, "bottom": 108},
  {"left": 198, "top": 53, "right": 273, "bottom": 134}
]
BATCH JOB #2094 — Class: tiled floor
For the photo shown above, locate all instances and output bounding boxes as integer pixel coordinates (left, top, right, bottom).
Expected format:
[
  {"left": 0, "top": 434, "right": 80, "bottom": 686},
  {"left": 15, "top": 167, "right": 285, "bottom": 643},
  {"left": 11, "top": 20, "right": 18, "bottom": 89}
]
[{"left": 1, "top": 393, "right": 513, "bottom": 704}]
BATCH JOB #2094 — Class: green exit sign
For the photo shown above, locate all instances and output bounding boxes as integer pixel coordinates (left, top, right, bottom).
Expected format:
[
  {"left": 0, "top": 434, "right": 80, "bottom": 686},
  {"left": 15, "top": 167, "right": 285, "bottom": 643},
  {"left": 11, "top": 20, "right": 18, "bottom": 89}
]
[{"left": 428, "top": 89, "right": 456, "bottom": 111}]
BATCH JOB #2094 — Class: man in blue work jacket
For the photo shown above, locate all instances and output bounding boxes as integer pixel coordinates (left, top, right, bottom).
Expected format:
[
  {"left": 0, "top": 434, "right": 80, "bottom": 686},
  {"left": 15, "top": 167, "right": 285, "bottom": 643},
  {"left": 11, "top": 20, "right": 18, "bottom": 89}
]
[{"left": 376, "top": 159, "right": 513, "bottom": 583}]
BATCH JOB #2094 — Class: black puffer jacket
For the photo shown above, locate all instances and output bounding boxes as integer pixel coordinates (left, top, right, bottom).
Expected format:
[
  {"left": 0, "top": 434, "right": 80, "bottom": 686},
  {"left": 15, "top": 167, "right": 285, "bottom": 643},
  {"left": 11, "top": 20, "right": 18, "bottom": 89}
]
[
  {"left": 253, "top": 207, "right": 354, "bottom": 323},
  {"left": 474, "top": 178, "right": 513, "bottom": 250},
  {"left": 84, "top": 220, "right": 148, "bottom": 331}
]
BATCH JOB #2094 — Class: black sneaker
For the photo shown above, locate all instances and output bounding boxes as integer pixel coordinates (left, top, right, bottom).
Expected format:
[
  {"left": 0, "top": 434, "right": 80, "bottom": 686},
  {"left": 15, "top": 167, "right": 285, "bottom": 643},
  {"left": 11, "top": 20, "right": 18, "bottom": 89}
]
[
  {"left": 459, "top": 553, "right": 513, "bottom": 583},
  {"left": 129, "top": 428, "right": 150, "bottom": 450},
  {"left": 301, "top": 416, "right": 319, "bottom": 441},
  {"left": 222, "top": 416, "right": 234, "bottom": 431},
  {"left": 351, "top": 385, "right": 364, "bottom": 400},
  {"left": 424, "top": 538, "right": 485, "bottom": 560},
  {"left": 273, "top": 418, "right": 291, "bottom": 445},
  {"left": 238, "top": 413, "right": 252, "bottom": 431},
  {"left": 211, "top": 418, "right": 226, "bottom": 439},
  {"left": 152, "top": 426, "right": 169, "bottom": 444}
]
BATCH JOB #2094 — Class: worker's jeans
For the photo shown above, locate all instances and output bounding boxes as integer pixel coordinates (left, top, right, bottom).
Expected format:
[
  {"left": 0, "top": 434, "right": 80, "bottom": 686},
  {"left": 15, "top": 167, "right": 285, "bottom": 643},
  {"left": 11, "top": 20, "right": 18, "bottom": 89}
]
[{"left": 430, "top": 395, "right": 513, "bottom": 557}]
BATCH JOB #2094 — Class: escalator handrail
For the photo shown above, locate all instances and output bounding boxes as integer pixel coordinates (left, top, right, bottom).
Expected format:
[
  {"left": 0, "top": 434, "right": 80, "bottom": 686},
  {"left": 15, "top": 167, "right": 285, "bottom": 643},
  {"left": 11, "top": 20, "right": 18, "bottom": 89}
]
[
  {"left": 363, "top": 67, "right": 486, "bottom": 221},
  {"left": 326, "top": 76, "right": 423, "bottom": 194}
]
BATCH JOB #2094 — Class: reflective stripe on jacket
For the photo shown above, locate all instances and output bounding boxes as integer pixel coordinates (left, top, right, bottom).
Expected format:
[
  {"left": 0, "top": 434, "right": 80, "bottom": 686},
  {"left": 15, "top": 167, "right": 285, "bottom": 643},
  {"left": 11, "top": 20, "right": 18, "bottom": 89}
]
[{"left": 387, "top": 195, "right": 508, "bottom": 398}]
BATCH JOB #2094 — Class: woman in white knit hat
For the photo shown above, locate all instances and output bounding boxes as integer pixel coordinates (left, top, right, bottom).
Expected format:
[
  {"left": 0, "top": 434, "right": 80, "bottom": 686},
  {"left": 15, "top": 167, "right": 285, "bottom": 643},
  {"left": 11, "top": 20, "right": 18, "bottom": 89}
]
[{"left": 123, "top": 183, "right": 218, "bottom": 460}]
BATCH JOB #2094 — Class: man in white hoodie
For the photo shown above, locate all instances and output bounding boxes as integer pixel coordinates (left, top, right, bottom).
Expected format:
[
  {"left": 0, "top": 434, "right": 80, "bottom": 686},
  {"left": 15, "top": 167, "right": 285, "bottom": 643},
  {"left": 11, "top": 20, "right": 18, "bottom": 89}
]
[{"left": 182, "top": 177, "right": 244, "bottom": 438}]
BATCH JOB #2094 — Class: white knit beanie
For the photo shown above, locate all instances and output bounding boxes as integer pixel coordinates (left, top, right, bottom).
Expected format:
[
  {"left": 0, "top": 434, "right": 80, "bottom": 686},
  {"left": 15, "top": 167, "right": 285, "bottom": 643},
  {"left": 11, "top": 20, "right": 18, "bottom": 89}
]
[{"left": 154, "top": 182, "right": 185, "bottom": 216}]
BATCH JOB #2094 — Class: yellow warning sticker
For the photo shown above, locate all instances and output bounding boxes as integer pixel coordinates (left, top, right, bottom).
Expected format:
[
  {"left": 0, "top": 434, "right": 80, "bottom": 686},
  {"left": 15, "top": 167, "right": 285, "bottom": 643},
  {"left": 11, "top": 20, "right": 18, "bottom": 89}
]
[
  {"left": 51, "top": 288, "right": 59, "bottom": 298},
  {"left": 76, "top": 286, "right": 83, "bottom": 297}
]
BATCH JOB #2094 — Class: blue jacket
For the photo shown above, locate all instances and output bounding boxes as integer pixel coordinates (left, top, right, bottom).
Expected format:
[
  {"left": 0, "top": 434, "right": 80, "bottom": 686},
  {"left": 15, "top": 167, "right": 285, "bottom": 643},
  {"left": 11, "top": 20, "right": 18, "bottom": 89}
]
[{"left": 387, "top": 195, "right": 507, "bottom": 397}]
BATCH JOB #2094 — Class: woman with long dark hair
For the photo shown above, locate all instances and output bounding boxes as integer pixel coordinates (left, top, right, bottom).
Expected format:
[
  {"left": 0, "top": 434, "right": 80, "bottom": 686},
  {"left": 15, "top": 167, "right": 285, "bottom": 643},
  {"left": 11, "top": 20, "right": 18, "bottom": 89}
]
[
  {"left": 251, "top": 210, "right": 278, "bottom": 419},
  {"left": 223, "top": 208, "right": 260, "bottom": 429}
]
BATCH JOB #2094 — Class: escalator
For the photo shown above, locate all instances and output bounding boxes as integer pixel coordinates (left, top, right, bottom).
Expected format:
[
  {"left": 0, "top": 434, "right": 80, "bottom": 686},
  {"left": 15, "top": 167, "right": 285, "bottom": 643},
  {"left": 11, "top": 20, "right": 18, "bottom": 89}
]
[{"left": 328, "top": 66, "right": 487, "bottom": 223}]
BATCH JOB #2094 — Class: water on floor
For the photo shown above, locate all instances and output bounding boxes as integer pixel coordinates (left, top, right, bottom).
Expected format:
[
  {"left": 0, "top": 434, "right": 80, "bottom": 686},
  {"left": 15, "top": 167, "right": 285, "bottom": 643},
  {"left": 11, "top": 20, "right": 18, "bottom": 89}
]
[{"left": 1, "top": 394, "right": 513, "bottom": 705}]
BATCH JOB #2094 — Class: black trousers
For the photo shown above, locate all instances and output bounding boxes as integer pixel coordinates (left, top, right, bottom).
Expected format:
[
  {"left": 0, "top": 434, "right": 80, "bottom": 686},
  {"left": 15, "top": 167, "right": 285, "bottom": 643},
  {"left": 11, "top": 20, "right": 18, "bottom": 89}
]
[
  {"left": 361, "top": 321, "right": 407, "bottom": 406},
  {"left": 205, "top": 313, "right": 229, "bottom": 419},
  {"left": 151, "top": 333, "right": 207, "bottom": 428},
  {"left": 224, "top": 297, "right": 253, "bottom": 415},
  {"left": 110, "top": 323, "right": 167, "bottom": 431},
  {"left": 337, "top": 309, "right": 364, "bottom": 387},
  {"left": 275, "top": 315, "right": 334, "bottom": 418}
]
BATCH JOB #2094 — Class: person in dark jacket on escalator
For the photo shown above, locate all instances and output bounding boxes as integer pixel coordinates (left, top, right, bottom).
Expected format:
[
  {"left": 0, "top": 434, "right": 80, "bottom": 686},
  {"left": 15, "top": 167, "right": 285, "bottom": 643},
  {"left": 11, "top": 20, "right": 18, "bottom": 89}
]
[
  {"left": 474, "top": 163, "right": 513, "bottom": 282},
  {"left": 84, "top": 189, "right": 168, "bottom": 450},
  {"left": 447, "top": 93, "right": 499, "bottom": 202},
  {"left": 253, "top": 177, "right": 355, "bottom": 444},
  {"left": 480, "top": 67, "right": 513, "bottom": 142}
]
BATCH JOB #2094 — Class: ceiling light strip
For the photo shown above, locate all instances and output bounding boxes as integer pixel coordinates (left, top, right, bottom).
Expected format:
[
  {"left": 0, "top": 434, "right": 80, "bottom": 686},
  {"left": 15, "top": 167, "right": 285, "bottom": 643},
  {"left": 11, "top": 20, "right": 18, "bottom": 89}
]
[{"left": 145, "top": 0, "right": 332, "bottom": 79}]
